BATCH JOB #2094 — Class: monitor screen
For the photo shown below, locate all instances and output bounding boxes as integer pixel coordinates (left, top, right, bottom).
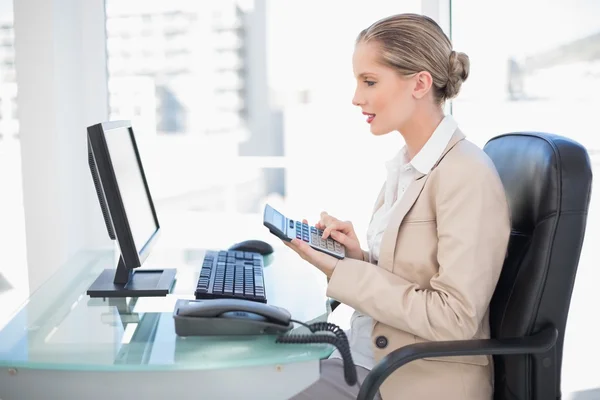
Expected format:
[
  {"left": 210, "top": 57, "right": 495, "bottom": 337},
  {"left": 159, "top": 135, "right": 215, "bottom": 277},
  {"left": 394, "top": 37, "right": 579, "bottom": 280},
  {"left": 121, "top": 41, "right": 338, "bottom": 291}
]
[{"left": 104, "top": 127, "right": 158, "bottom": 254}]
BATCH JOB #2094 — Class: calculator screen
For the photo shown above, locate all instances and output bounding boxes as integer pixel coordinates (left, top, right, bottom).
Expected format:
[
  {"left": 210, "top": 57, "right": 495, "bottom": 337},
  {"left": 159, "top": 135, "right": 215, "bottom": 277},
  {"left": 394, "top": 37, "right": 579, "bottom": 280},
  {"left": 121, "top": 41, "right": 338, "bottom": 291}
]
[{"left": 271, "top": 209, "right": 285, "bottom": 231}]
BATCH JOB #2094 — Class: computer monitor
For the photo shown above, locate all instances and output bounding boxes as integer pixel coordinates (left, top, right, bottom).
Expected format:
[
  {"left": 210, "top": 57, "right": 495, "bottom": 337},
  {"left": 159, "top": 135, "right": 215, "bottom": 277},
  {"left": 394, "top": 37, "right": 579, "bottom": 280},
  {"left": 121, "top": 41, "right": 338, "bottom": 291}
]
[{"left": 86, "top": 120, "right": 176, "bottom": 298}]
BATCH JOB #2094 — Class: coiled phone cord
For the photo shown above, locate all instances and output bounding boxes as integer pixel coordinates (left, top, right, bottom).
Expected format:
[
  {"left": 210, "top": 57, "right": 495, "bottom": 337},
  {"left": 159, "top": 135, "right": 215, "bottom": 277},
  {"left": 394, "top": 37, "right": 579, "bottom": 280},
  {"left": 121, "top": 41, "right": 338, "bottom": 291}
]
[{"left": 276, "top": 319, "right": 359, "bottom": 388}]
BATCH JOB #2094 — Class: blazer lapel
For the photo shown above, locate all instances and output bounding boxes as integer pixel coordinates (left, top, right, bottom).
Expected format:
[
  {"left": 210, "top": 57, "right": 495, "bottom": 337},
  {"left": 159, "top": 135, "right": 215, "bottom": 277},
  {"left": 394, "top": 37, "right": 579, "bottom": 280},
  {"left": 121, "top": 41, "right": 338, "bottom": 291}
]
[
  {"left": 377, "top": 173, "right": 429, "bottom": 272},
  {"left": 375, "top": 129, "right": 466, "bottom": 272}
]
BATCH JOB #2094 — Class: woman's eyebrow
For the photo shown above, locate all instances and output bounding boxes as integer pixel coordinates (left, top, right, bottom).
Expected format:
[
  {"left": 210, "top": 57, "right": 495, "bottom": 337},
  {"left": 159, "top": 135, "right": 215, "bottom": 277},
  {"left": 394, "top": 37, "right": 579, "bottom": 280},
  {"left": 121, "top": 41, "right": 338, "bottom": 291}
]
[{"left": 357, "top": 72, "right": 377, "bottom": 79}]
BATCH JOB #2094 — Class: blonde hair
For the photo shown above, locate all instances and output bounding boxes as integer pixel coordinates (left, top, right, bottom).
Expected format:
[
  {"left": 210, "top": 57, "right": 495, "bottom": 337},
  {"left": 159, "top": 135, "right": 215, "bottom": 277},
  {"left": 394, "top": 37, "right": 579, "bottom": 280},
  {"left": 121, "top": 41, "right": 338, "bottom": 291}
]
[{"left": 357, "top": 13, "right": 469, "bottom": 103}]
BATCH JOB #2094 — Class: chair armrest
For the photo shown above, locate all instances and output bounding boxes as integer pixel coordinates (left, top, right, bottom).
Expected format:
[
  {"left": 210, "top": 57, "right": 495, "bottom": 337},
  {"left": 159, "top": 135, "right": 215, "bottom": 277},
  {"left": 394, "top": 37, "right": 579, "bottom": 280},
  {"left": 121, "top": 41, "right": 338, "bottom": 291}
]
[{"left": 357, "top": 325, "right": 558, "bottom": 400}]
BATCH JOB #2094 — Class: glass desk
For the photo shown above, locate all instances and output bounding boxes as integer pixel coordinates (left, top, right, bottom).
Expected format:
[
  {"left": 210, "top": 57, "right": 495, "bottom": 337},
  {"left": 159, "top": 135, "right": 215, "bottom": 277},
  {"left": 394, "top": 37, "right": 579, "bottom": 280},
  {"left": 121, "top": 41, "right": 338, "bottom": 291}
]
[{"left": 0, "top": 211, "right": 334, "bottom": 400}]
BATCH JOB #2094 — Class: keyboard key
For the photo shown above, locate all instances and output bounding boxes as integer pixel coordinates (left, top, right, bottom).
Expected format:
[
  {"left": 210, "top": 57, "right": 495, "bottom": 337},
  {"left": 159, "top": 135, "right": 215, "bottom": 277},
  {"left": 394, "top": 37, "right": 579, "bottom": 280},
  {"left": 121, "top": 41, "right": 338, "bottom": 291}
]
[{"left": 198, "top": 277, "right": 209, "bottom": 285}]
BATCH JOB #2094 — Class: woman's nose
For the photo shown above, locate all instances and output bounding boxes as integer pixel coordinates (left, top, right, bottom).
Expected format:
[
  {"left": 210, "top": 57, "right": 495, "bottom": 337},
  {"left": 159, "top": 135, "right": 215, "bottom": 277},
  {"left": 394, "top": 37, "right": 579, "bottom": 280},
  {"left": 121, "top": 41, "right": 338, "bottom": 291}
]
[{"left": 352, "top": 92, "right": 363, "bottom": 107}]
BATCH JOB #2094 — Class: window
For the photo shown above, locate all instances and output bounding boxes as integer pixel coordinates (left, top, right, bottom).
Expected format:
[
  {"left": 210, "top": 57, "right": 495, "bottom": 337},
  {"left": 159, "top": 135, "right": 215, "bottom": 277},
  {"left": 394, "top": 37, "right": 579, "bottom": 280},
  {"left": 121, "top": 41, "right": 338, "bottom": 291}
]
[
  {"left": 451, "top": 0, "right": 600, "bottom": 148},
  {"left": 105, "top": 0, "right": 421, "bottom": 245}
]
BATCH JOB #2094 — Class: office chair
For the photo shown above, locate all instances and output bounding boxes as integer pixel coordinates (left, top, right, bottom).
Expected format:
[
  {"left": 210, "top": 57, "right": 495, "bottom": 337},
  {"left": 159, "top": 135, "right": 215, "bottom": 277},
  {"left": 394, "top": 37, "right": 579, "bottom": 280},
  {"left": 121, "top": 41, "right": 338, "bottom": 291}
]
[{"left": 330, "top": 132, "right": 593, "bottom": 399}]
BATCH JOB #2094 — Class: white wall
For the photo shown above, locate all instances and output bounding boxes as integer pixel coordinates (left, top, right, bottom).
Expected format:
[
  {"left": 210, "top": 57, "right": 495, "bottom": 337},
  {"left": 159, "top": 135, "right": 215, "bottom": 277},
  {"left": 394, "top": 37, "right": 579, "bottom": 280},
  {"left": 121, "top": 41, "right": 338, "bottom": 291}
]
[{"left": 14, "top": 0, "right": 110, "bottom": 293}]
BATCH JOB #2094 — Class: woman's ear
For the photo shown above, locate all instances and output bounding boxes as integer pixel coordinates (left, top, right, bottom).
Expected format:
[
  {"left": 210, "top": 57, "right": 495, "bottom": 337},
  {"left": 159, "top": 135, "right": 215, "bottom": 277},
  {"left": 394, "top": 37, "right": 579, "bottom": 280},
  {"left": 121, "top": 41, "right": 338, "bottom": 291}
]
[{"left": 412, "top": 71, "right": 433, "bottom": 100}]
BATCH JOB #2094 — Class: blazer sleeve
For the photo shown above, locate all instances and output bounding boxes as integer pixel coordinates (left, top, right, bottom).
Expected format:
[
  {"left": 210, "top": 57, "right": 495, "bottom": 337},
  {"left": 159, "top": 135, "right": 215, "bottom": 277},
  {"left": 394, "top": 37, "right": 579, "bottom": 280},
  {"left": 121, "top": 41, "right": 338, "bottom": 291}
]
[{"left": 326, "top": 165, "right": 511, "bottom": 342}]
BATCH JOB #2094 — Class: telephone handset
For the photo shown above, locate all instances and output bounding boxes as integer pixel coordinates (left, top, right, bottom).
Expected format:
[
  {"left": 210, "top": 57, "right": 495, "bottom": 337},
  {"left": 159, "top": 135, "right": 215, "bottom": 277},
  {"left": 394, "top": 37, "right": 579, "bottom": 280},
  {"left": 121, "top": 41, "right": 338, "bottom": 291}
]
[{"left": 173, "top": 298, "right": 293, "bottom": 336}]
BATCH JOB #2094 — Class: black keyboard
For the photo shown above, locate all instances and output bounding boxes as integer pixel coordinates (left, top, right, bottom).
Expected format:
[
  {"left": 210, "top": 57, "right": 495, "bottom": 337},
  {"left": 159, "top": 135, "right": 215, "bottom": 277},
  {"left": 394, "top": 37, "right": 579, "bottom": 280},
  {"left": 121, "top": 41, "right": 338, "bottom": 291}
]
[{"left": 195, "top": 250, "right": 266, "bottom": 303}]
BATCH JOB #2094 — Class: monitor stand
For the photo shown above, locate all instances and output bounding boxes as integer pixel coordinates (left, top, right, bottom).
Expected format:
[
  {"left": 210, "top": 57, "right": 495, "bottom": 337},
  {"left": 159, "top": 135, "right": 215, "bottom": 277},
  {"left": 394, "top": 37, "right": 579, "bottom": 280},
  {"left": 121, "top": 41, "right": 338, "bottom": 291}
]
[{"left": 87, "top": 256, "right": 176, "bottom": 298}]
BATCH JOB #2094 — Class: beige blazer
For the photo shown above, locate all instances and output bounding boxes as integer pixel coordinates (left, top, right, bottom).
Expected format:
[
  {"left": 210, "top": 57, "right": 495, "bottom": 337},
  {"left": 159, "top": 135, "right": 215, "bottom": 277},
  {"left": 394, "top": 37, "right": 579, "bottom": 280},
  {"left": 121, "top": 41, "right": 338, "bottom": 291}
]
[{"left": 327, "top": 129, "right": 511, "bottom": 400}]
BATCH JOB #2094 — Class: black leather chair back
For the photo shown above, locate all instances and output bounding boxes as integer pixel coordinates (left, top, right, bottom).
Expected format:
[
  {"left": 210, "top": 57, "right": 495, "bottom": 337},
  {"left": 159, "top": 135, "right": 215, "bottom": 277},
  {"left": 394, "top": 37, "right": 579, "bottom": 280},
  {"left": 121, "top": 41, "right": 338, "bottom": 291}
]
[{"left": 483, "top": 133, "right": 592, "bottom": 399}]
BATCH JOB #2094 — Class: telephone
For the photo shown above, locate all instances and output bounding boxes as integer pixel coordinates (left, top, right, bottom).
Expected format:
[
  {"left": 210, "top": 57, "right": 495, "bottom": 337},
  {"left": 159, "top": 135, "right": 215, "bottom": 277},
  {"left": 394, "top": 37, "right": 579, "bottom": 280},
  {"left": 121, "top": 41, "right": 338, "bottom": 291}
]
[
  {"left": 173, "top": 298, "right": 294, "bottom": 336},
  {"left": 173, "top": 298, "right": 359, "bottom": 386}
]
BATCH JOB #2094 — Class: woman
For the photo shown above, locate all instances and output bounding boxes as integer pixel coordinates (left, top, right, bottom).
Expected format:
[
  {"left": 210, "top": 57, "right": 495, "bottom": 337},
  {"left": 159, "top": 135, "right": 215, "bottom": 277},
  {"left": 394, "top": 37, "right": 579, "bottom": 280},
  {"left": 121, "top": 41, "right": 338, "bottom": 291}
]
[{"left": 285, "top": 13, "right": 511, "bottom": 400}]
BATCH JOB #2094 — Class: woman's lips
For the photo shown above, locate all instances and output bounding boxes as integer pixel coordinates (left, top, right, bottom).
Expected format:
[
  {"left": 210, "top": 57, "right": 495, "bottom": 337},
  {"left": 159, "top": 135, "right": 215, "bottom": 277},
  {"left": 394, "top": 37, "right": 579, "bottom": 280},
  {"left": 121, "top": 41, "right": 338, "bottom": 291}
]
[{"left": 362, "top": 112, "right": 376, "bottom": 123}]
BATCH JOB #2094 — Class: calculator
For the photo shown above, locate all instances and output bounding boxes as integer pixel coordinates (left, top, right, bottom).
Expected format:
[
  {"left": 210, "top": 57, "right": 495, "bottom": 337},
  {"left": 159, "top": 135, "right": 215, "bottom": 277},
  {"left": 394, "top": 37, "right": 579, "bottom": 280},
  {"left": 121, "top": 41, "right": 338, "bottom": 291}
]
[{"left": 263, "top": 204, "right": 345, "bottom": 259}]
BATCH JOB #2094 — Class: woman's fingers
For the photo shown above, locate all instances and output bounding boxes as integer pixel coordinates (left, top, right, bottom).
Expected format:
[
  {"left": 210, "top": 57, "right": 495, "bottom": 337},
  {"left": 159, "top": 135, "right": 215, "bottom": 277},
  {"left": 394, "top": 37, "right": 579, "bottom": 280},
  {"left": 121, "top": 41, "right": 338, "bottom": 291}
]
[
  {"left": 329, "top": 230, "right": 347, "bottom": 245},
  {"left": 325, "top": 221, "right": 356, "bottom": 238},
  {"left": 318, "top": 212, "right": 357, "bottom": 240},
  {"left": 319, "top": 211, "right": 335, "bottom": 227},
  {"left": 319, "top": 211, "right": 339, "bottom": 231},
  {"left": 323, "top": 221, "right": 344, "bottom": 239}
]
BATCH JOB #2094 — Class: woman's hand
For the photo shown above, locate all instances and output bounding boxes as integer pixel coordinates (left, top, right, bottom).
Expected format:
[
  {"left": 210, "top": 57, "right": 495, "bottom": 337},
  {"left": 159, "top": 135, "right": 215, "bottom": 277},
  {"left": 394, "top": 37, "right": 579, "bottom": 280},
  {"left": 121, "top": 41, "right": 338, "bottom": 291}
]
[
  {"left": 283, "top": 219, "right": 338, "bottom": 279},
  {"left": 317, "top": 212, "right": 364, "bottom": 261}
]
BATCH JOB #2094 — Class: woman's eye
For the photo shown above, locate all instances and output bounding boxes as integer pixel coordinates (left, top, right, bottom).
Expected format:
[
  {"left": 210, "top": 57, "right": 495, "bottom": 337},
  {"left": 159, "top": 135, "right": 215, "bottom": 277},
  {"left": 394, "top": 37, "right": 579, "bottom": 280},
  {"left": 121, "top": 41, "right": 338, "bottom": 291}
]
[{"left": 364, "top": 80, "right": 376, "bottom": 87}]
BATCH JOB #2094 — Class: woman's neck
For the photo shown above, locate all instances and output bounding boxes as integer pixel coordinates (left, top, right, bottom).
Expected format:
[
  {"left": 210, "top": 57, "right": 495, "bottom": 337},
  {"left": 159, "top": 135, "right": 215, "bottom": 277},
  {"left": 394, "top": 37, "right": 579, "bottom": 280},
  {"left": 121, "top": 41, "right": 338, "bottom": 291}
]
[{"left": 400, "top": 106, "right": 445, "bottom": 160}]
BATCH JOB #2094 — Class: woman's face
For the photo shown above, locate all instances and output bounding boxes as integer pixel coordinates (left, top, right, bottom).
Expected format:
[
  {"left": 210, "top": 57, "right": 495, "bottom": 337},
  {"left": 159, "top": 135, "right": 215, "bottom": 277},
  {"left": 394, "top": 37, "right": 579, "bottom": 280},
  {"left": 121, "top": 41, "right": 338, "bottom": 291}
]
[{"left": 352, "top": 41, "right": 416, "bottom": 136}]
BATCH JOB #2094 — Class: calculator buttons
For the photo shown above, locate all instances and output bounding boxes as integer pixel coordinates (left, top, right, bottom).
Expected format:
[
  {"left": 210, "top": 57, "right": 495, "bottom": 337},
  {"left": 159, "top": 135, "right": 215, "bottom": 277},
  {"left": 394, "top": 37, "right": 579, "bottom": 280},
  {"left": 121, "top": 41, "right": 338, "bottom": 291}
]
[
  {"left": 306, "top": 232, "right": 345, "bottom": 258},
  {"left": 287, "top": 220, "right": 346, "bottom": 257},
  {"left": 310, "top": 233, "right": 318, "bottom": 243},
  {"left": 301, "top": 223, "right": 309, "bottom": 241}
]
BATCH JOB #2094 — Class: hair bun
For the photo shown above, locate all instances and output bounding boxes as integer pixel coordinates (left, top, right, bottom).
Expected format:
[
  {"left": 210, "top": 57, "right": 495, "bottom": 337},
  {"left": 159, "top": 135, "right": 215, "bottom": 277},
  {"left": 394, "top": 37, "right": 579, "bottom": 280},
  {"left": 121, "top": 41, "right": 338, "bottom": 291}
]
[{"left": 444, "top": 50, "right": 470, "bottom": 100}]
